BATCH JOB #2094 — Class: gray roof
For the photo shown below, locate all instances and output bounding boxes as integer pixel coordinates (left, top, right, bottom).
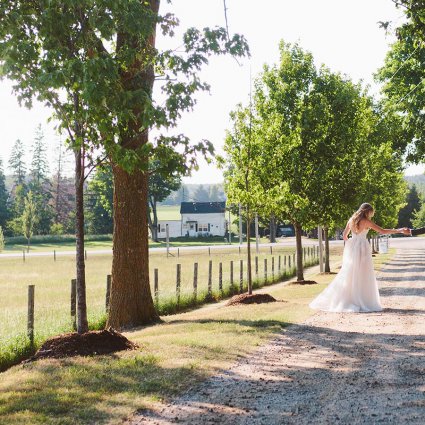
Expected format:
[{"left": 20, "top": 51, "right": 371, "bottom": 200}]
[{"left": 180, "top": 202, "right": 226, "bottom": 214}]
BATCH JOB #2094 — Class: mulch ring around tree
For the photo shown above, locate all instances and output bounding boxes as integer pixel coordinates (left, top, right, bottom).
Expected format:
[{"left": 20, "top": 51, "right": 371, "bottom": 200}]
[
  {"left": 28, "top": 328, "right": 138, "bottom": 361},
  {"left": 226, "top": 293, "right": 278, "bottom": 306},
  {"left": 290, "top": 280, "right": 318, "bottom": 285}
]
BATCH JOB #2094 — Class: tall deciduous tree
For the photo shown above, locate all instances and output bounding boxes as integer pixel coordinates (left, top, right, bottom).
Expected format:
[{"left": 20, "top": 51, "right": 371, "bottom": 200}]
[
  {"left": 221, "top": 104, "right": 264, "bottom": 294},
  {"left": 254, "top": 41, "right": 318, "bottom": 281},
  {"left": 22, "top": 191, "right": 38, "bottom": 252},
  {"left": 0, "top": 1, "right": 248, "bottom": 329}
]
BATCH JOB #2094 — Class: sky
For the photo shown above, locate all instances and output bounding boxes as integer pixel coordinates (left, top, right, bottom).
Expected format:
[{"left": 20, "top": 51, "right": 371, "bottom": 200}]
[{"left": 1, "top": 0, "right": 423, "bottom": 181}]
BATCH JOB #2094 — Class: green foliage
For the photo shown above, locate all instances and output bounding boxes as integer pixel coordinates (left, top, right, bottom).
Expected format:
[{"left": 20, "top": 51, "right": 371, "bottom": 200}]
[
  {"left": 8, "top": 139, "right": 26, "bottom": 186},
  {"left": 0, "top": 1, "right": 249, "bottom": 175},
  {"left": 398, "top": 184, "right": 421, "bottom": 227},
  {"left": 21, "top": 191, "right": 38, "bottom": 246},
  {"left": 85, "top": 166, "right": 114, "bottom": 234},
  {"left": 0, "top": 158, "right": 9, "bottom": 228},
  {"left": 50, "top": 222, "right": 65, "bottom": 235},
  {"left": 376, "top": 11, "right": 425, "bottom": 162}
]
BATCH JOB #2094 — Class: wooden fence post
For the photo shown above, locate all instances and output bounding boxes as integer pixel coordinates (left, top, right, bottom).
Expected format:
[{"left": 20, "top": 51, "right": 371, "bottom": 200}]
[
  {"left": 208, "top": 260, "right": 212, "bottom": 296},
  {"left": 208, "top": 247, "right": 211, "bottom": 256},
  {"left": 23, "top": 249, "right": 25, "bottom": 262},
  {"left": 85, "top": 249, "right": 87, "bottom": 260},
  {"left": 284, "top": 255, "right": 287, "bottom": 268},
  {"left": 177, "top": 248, "right": 180, "bottom": 258},
  {"left": 278, "top": 255, "right": 281, "bottom": 274},
  {"left": 71, "top": 279, "right": 76, "bottom": 330},
  {"left": 219, "top": 262, "right": 223, "bottom": 293},
  {"left": 239, "top": 259, "right": 243, "bottom": 293},
  {"left": 288, "top": 255, "right": 291, "bottom": 269},
  {"left": 272, "top": 257, "right": 275, "bottom": 280},
  {"left": 255, "top": 256, "right": 258, "bottom": 278},
  {"left": 270, "top": 246, "right": 272, "bottom": 255},
  {"left": 264, "top": 258, "right": 268, "bottom": 282},
  {"left": 106, "top": 275, "right": 111, "bottom": 312},
  {"left": 54, "top": 250, "right": 56, "bottom": 262},
  {"left": 293, "top": 253, "right": 296, "bottom": 269},
  {"left": 176, "top": 264, "right": 181, "bottom": 305},
  {"left": 193, "top": 263, "right": 198, "bottom": 301},
  {"left": 27, "top": 285, "right": 35, "bottom": 345},
  {"left": 154, "top": 269, "right": 159, "bottom": 305}
]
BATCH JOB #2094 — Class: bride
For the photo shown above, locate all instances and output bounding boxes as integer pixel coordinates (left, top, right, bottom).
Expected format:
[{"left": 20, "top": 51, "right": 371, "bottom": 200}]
[{"left": 309, "top": 203, "right": 408, "bottom": 313}]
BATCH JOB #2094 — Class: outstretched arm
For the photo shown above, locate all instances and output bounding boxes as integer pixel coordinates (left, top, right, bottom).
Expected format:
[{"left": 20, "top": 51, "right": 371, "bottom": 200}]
[
  {"left": 342, "top": 221, "right": 351, "bottom": 241},
  {"left": 365, "top": 219, "right": 407, "bottom": 235}
]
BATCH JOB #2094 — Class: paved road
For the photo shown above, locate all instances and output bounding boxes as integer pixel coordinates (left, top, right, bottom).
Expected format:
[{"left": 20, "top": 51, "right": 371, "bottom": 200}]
[
  {"left": 130, "top": 239, "right": 425, "bottom": 425},
  {"left": 0, "top": 235, "right": 418, "bottom": 259}
]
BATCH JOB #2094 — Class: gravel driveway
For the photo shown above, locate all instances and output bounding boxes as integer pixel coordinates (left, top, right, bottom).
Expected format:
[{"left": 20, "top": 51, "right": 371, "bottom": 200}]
[{"left": 130, "top": 248, "right": 425, "bottom": 424}]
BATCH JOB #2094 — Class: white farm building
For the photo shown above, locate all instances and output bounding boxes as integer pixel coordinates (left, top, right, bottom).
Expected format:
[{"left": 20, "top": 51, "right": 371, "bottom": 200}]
[{"left": 157, "top": 202, "right": 227, "bottom": 239}]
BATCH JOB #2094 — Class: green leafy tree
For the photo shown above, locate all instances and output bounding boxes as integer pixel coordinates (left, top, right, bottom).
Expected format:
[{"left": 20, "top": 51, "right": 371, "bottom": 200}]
[
  {"left": 0, "top": 158, "right": 9, "bottom": 229},
  {"left": 303, "top": 68, "right": 374, "bottom": 271},
  {"left": 148, "top": 161, "right": 181, "bottom": 242},
  {"left": 21, "top": 191, "right": 38, "bottom": 252},
  {"left": 221, "top": 104, "right": 264, "bottom": 294},
  {"left": 376, "top": 21, "right": 425, "bottom": 162},
  {"left": 0, "top": 1, "right": 248, "bottom": 329},
  {"left": 85, "top": 166, "right": 114, "bottom": 235},
  {"left": 29, "top": 124, "right": 54, "bottom": 234},
  {"left": 398, "top": 185, "right": 421, "bottom": 227},
  {"left": 254, "top": 41, "right": 318, "bottom": 281},
  {"left": 8, "top": 139, "right": 26, "bottom": 186},
  {"left": 7, "top": 184, "right": 27, "bottom": 236}
]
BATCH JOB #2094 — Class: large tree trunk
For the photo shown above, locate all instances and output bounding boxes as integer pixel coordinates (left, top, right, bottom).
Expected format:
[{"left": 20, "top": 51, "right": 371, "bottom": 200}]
[
  {"left": 75, "top": 148, "right": 89, "bottom": 334},
  {"left": 294, "top": 222, "right": 304, "bottom": 281},
  {"left": 324, "top": 226, "right": 330, "bottom": 273},
  {"left": 107, "top": 166, "right": 159, "bottom": 328},
  {"left": 246, "top": 215, "right": 252, "bottom": 294},
  {"left": 107, "top": 0, "right": 160, "bottom": 329}
]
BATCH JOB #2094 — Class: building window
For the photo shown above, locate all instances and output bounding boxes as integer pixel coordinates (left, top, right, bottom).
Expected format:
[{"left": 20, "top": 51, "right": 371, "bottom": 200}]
[{"left": 198, "top": 224, "right": 208, "bottom": 232}]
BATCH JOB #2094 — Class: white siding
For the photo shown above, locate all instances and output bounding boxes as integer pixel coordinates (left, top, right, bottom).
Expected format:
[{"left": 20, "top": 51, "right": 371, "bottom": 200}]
[
  {"left": 181, "top": 213, "right": 226, "bottom": 237},
  {"left": 157, "top": 220, "right": 182, "bottom": 238}
]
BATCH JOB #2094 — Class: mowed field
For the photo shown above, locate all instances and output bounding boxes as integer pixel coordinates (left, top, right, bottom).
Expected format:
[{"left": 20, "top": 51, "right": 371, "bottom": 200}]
[{"left": 0, "top": 243, "right": 336, "bottom": 353}]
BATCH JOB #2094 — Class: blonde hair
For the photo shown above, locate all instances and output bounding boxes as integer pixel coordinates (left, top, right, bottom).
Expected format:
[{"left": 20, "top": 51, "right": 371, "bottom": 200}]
[{"left": 350, "top": 203, "right": 374, "bottom": 232}]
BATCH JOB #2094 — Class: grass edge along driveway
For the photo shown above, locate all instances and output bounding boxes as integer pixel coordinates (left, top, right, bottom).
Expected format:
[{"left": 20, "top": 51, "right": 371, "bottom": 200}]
[{"left": 0, "top": 250, "right": 394, "bottom": 425}]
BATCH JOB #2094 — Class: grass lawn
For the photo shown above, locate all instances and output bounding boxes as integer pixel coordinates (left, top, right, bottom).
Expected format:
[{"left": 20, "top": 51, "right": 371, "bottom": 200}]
[
  {"left": 0, "top": 249, "right": 394, "bottom": 425},
  {"left": 0, "top": 244, "right": 322, "bottom": 349}
]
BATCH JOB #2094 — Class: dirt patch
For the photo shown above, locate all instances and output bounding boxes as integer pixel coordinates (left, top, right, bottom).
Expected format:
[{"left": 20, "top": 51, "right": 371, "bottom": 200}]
[
  {"left": 29, "top": 328, "right": 138, "bottom": 361},
  {"left": 226, "top": 293, "right": 277, "bottom": 306},
  {"left": 291, "top": 280, "right": 318, "bottom": 285}
]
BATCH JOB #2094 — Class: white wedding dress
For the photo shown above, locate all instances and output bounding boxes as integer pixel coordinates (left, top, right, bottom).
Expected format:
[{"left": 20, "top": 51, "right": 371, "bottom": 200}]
[{"left": 309, "top": 227, "right": 382, "bottom": 313}]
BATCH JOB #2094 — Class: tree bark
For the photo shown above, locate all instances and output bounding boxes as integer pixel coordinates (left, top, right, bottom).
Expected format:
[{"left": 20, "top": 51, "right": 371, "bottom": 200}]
[
  {"left": 107, "top": 166, "right": 159, "bottom": 328},
  {"left": 75, "top": 148, "right": 89, "bottom": 334},
  {"left": 294, "top": 222, "right": 304, "bottom": 281},
  {"left": 107, "top": 0, "right": 160, "bottom": 328},
  {"left": 324, "top": 226, "right": 330, "bottom": 273}
]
